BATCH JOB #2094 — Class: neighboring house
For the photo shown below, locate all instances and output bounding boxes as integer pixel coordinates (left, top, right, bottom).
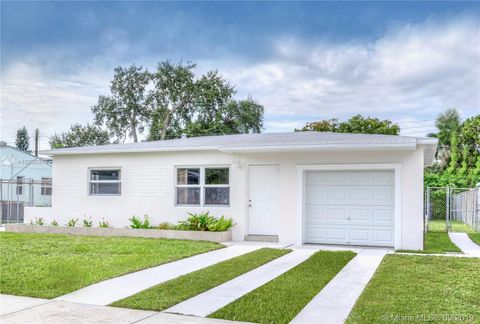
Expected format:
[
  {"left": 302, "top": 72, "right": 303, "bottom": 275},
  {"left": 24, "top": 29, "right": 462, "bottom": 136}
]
[
  {"left": 0, "top": 142, "right": 53, "bottom": 207},
  {"left": 35, "top": 132, "right": 436, "bottom": 250}
]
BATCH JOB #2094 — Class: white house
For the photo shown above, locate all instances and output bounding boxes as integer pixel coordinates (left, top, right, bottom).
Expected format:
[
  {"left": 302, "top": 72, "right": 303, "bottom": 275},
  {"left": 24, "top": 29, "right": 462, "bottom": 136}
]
[{"left": 32, "top": 132, "right": 437, "bottom": 250}]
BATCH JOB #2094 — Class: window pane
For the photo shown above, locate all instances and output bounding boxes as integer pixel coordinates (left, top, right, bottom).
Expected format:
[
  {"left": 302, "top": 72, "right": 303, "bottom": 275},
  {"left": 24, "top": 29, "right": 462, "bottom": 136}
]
[
  {"left": 205, "top": 168, "right": 229, "bottom": 185},
  {"left": 177, "top": 168, "right": 200, "bottom": 185},
  {"left": 204, "top": 187, "right": 230, "bottom": 205},
  {"left": 90, "top": 182, "right": 120, "bottom": 195},
  {"left": 90, "top": 170, "right": 120, "bottom": 181},
  {"left": 176, "top": 187, "right": 201, "bottom": 205}
]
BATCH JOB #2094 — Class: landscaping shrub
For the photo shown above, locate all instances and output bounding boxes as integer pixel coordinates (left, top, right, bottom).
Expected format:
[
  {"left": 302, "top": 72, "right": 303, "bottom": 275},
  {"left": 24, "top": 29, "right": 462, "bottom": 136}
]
[
  {"left": 50, "top": 220, "right": 58, "bottom": 226},
  {"left": 66, "top": 218, "right": 79, "bottom": 227},
  {"left": 30, "top": 217, "right": 45, "bottom": 225},
  {"left": 83, "top": 217, "right": 93, "bottom": 227},
  {"left": 98, "top": 219, "right": 110, "bottom": 228},
  {"left": 156, "top": 222, "right": 175, "bottom": 230},
  {"left": 176, "top": 212, "right": 234, "bottom": 232},
  {"left": 207, "top": 216, "right": 234, "bottom": 232},
  {"left": 129, "top": 215, "right": 150, "bottom": 229}
]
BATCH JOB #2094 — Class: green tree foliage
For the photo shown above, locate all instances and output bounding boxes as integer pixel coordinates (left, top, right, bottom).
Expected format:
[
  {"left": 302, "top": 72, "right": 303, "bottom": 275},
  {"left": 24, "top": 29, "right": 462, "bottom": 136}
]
[
  {"left": 15, "top": 126, "right": 30, "bottom": 152},
  {"left": 50, "top": 124, "right": 111, "bottom": 149},
  {"left": 182, "top": 98, "right": 264, "bottom": 137},
  {"left": 425, "top": 110, "right": 480, "bottom": 188},
  {"left": 91, "top": 61, "right": 264, "bottom": 142},
  {"left": 147, "top": 61, "right": 263, "bottom": 140},
  {"left": 92, "top": 64, "right": 150, "bottom": 143},
  {"left": 298, "top": 115, "right": 400, "bottom": 135}
]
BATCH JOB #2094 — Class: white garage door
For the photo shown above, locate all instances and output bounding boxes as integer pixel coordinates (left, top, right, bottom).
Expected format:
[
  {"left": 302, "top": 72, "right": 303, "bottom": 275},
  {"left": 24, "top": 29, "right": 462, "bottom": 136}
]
[{"left": 304, "top": 170, "right": 395, "bottom": 247}]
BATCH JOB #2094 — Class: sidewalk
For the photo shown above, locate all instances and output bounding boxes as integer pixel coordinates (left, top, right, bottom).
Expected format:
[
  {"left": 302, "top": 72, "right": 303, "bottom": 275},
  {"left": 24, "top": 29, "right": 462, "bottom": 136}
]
[
  {"left": 0, "top": 294, "right": 244, "bottom": 324},
  {"left": 448, "top": 232, "right": 480, "bottom": 257}
]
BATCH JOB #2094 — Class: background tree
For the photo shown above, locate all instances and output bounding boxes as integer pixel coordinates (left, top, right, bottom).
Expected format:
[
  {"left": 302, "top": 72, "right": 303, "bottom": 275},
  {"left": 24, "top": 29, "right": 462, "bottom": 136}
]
[
  {"left": 147, "top": 62, "right": 236, "bottom": 140},
  {"left": 15, "top": 126, "right": 30, "bottom": 152},
  {"left": 92, "top": 64, "right": 150, "bottom": 143},
  {"left": 50, "top": 124, "right": 111, "bottom": 148},
  {"left": 298, "top": 115, "right": 400, "bottom": 135},
  {"left": 425, "top": 110, "right": 480, "bottom": 188},
  {"left": 182, "top": 98, "right": 264, "bottom": 137},
  {"left": 427, "top": 108, "right": 461, "bottom": 169}
]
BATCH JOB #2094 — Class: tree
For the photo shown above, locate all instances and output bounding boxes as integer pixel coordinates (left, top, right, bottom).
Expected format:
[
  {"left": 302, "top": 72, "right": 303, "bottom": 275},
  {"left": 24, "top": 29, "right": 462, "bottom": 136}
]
[
  {"left": 182, "top": 98, "right": 264, "bottom": 137},
  {"left": 298, "top": 115, "right": 400, "bottom": 135},
  {"left": 147, "top": 61, "right": 236, "bottom": 140},
  {"left": 428, "top": 108, "right": 461, "bottom": 169},
  {"left": 15, "top": 126, "right": 30, "bottom": 152},
  {"left": 50, "top": 124, "right": 111, "bottom": 148},
  {"left": 459, "top": 115, "right": 480, "bottom": 169},
  {"left": 92, "top": 64, "right": 150, "bottom": 143}
]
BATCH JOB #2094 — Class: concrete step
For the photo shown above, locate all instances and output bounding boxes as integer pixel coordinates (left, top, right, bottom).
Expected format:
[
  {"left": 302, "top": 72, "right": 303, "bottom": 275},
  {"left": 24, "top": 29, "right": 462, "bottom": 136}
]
[{"left": 244, "top": 234, "right": 279, "bottom": 242}]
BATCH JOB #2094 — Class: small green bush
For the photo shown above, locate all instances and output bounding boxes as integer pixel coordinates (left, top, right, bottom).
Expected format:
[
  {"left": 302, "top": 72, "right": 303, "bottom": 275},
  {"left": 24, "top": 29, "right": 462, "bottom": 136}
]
[
  {"left": 129, "top": 215, "right": 150, "bottom": 229},
  {"left": 50, "top": 220, "right": 59, "bottom": 226},
  {"left": 83, "top": 217, "right": 93, "bottom": 227},
  {"left": 176, "top": 212, "right": 234, "bottom": 232},
  {"left": 99, "top": 219, "right": 110, "bottom": 228},
  {"left": 66, "top": 218, "right": 79, "bottom": 227},
  {"left": 208, "top": 216, "right": 234, "bottom": 232},
  {"left": 156, "top": 222, "right": 175, "bottom": 230},
  {"left": 30, "top": 217, "right": 45, "bottom": 226}
]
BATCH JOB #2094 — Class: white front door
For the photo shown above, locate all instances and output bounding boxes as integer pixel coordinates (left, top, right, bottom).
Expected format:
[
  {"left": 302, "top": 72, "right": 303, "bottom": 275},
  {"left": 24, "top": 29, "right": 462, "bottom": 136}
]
[
  {"left": 248, "top": 165, "right": 278, "bottom": 235},
  {"left": 304, "top": 170, "right": 395, "bottom": 247}
]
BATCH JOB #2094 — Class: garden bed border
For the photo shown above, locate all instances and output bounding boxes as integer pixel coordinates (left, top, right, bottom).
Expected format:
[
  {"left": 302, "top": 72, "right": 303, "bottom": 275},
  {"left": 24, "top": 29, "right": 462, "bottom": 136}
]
[{"left": 4, "top": 224, "right": 232, "bottom": 243}]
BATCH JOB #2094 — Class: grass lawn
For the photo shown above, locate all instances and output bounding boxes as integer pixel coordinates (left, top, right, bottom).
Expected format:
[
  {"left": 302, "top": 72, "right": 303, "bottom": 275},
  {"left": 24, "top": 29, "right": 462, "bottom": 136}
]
[
  {"left": 398, "top": 232, "right": 461, "bottom": 254},
  {"left": 111, "top": 248, "right": 290, "bottom": 311},
  {"left": 209, "top": 250, "right": 356, "bottom": 324},
  {"left": 428, "top": 220, "right": 476, "bottom": 233},
  {"left": 0, "top": 232, "right": 221, "bottom": 299},
  {"left": 347, "top": 255, "right": 480, "bottom": 323},
  {"left": 468, "top": 233, "right": 480, "bottom": 246}
]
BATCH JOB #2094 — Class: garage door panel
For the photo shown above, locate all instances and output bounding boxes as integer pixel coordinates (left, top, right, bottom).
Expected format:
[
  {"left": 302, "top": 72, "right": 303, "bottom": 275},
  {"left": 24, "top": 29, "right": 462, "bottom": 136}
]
[
  {"left": 306, "top": 206, "right": 394, "bottom": 225},
  {"left": 304, "top": 170, "right": 395, "bottom": 247},
  {"left": 306, "top": 186, "right": 393, "bottom": 206}
]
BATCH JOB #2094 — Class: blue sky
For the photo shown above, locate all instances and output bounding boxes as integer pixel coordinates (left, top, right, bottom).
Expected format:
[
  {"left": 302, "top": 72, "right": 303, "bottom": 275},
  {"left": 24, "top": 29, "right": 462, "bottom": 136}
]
[{"left": 1, "top": 1, "right": 479, "bottom": 148}]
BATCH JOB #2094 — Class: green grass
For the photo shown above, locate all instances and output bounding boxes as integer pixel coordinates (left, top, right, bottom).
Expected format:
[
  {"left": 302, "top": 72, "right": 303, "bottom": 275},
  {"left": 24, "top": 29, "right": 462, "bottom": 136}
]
[
  {"left": 347, "top": 255, "right": 480, "bottom": 323},
  {"left": 399, "top": 232, "right": 461, "bottom": 254},
  {"left": 428, "top": 220, "right": 476, "bottom": 233},
  {"left": 0, "top": 232, "right": 221, "bottom": 298},
  {"left": 209, "top": 250, "right": 356, "bottom": 324},
  {"left": 468, "top": 233, "right": 480, "bottom": 246},
  {"left": 111, "top": 248, "right": 290, "bottom": 311}
]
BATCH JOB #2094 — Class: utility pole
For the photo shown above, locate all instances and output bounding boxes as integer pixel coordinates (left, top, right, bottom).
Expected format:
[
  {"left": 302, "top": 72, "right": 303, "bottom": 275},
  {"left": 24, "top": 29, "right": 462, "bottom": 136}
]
[{"left": 34, "top": 129, "right": 39, "bottom": 157}]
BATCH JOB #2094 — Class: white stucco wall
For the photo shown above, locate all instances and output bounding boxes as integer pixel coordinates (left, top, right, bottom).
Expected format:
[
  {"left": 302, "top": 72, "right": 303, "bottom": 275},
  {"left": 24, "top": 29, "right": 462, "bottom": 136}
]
[{"left": 25, "top": 146, "right": 425, "bottom": 249}]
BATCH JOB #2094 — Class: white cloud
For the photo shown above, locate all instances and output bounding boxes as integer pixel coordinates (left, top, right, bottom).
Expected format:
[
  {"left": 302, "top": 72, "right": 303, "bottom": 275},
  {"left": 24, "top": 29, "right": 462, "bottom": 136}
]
[
  {"left": 1, "top": 14, "right": 479, "bottom": 148},
  {"left": 217, "top": 15, "right": 480, "bottom": 133}
]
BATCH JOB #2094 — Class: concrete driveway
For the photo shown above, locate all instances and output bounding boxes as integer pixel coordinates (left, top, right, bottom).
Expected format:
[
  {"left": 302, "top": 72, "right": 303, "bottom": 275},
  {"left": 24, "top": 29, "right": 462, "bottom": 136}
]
[{"left": 0, "top": 294, "right": 244, "bottom": 324}]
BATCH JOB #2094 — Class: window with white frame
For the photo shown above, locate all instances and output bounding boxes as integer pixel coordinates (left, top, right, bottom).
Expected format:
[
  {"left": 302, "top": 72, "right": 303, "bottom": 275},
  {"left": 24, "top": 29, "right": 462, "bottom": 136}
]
[
  {"left": 89, "top": 169, "right": 121, "bottom": 195},
  {"left": 176, "top": 167, "right": 229, "bottom": 206}
]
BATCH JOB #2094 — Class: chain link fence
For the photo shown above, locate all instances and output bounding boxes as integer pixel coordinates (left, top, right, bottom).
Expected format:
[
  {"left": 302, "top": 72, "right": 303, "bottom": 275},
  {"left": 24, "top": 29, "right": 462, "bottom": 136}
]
[
  {"left": 451, "top": 187, "right": 480, "bottom": 232},
  {"left": 0, "top": 179, "right": 52, "bottom": 224},
  {"left": 425, "top": 186, "right": 479, "bottom": 233}
]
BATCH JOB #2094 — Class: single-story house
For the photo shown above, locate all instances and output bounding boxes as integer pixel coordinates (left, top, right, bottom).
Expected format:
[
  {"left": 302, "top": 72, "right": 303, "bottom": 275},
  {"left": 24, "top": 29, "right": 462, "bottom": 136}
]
[{"left": 33, "top": 132, "right": 437, "bottom": 250}]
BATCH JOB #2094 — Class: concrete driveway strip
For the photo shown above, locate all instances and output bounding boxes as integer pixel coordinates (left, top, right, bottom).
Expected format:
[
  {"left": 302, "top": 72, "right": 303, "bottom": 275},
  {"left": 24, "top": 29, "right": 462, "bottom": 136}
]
[
  {"left": 291, "top": 249, "right": 387, "bottom": 324},
  {"left": 56, "top": 245, "right": 260, "bottom": 306},
  {"left": 448, "top": 232, "right": 480, "bottom": 257},
  {"left": 0, "top": 295, "right": 247, "bottom": 324},
  {"left": 0, "top": 294, "right": 50, "bottom": 316},
  {"left": 165, "top": 249, "right": 316, "bottom": 317}
]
